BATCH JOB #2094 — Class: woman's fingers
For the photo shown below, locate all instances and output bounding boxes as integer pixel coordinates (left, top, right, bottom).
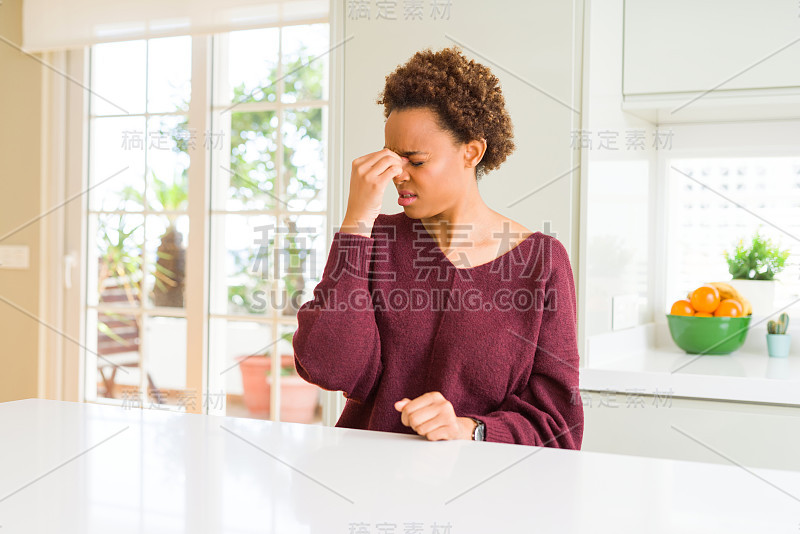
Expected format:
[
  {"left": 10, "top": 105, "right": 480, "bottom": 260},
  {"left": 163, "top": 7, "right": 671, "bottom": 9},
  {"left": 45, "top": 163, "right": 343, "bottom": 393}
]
[
  {"left": 353, "top": 148, "right": 403, "bottom": 177},
  {"left": 402, "top": 403, "right": 440, "bottom": 430},
  {"left": 395, "top": 391, "right": 458, "bottom": 438},
  {"left": 344, "top": 148, "right": 405, "bottom": 227},
  {"left": 358, "top": 153, "right": 405, "bottom": 183}
]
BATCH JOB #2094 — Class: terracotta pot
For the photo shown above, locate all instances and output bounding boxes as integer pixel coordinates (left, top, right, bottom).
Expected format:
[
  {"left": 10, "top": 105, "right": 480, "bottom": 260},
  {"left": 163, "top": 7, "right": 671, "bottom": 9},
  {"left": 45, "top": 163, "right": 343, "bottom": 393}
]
[
  {"left": 276, "top": 375, "right": 321, "bottom": 423},
  {"left": 235, "top": 354, "right": 319, "bottom": 422}
]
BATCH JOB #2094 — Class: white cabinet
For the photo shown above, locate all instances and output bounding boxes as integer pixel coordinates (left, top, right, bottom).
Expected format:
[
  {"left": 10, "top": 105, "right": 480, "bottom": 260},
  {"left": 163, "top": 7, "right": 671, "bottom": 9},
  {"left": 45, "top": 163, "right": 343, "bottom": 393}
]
[
  {"left": 623, "top": 0, "right": 800, "bottom": 96},
  {"left": 582, "top": 392, "right": 800, "bottom": 472}
]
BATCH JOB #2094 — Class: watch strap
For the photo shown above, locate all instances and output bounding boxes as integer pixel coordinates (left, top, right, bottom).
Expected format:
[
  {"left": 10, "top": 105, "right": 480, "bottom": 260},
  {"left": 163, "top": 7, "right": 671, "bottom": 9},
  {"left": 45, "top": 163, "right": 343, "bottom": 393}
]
[{"left": 470, "top": 417, "right": 485, "bottom": 441}]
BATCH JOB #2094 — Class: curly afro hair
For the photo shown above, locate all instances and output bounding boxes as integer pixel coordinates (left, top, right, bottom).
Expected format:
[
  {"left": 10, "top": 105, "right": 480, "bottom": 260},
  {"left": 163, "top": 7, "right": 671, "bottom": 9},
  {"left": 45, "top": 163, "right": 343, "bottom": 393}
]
[{"left": 376, "top": 45, "right": 515, "bottom": 181}]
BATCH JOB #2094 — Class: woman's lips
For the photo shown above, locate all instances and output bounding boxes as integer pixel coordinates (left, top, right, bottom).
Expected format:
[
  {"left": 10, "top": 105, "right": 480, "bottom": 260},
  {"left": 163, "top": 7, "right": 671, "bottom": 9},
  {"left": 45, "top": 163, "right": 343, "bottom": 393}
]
[{"left": 398, "top": 194, "right": 417, "bottom": 207}]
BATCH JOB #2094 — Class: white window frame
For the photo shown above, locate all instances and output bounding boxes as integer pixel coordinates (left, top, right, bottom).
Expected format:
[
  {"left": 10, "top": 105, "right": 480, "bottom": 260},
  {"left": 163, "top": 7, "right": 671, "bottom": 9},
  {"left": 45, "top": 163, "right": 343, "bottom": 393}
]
[
  {"left": 49, "top": 16, "right": 347, "bottom": 424},
  {"left": 206, "top": 25, "right": 333, "bottom": 419}
]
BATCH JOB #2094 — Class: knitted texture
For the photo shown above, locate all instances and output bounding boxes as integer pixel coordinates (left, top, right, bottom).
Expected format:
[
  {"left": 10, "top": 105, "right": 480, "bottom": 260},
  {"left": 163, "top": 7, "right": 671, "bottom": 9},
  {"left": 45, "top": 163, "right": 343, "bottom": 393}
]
[{"left": 293, "top": 212, "right": 583, "bottom": 448}]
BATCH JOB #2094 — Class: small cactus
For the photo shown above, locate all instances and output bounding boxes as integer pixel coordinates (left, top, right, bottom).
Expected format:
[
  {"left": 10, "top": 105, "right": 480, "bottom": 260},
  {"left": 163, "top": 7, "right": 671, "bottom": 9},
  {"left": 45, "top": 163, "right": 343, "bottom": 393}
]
[{"left": 767, "top": 313, "right": 789, "bottom": 334}]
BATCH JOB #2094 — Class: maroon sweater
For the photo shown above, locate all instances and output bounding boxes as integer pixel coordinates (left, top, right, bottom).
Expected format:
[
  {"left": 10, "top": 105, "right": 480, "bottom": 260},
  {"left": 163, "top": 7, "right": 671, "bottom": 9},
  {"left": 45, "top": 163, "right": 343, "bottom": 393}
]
[{"left": 292, "top": 212, "right": 583, "bottom": 448}]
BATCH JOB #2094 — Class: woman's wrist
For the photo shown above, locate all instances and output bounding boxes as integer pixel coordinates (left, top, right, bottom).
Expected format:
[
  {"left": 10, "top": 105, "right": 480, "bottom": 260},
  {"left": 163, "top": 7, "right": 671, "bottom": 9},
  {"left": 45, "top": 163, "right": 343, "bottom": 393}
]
[
  {"left": 339, "top": 214, "right": 374, "bottom": 238},
  {"left": 459, "top": 416, "right": 478, "bottom": 440}
]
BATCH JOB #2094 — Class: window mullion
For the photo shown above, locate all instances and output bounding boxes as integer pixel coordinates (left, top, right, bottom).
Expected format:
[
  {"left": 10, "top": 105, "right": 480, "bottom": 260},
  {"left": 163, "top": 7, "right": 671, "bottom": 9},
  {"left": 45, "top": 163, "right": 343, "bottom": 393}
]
[
  {"left": 270, "top": 27, "right": 285, "bottom": 423},
  {"left": 185, "top": 35, "right": 213, "bottom": 414}
]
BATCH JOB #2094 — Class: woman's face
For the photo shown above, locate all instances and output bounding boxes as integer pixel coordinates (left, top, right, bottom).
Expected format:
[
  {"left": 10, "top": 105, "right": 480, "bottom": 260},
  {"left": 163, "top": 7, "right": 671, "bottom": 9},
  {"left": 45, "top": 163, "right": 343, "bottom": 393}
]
[{"left": 384, "top": 107, "right": 482, "bottom": 219}]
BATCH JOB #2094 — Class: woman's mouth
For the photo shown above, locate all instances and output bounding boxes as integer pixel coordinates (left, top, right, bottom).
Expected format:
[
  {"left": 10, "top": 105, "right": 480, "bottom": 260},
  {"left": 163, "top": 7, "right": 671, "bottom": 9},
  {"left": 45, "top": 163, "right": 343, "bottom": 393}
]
[{"left": 398, "top": 194, "right": 417, "bottom": 206}]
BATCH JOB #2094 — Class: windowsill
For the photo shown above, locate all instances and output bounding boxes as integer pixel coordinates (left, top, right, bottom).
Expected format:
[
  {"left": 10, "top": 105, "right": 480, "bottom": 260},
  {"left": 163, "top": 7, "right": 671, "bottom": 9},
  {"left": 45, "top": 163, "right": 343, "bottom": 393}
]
[{"left": 581, "top": 323, "right": 800, "bottom": 407}]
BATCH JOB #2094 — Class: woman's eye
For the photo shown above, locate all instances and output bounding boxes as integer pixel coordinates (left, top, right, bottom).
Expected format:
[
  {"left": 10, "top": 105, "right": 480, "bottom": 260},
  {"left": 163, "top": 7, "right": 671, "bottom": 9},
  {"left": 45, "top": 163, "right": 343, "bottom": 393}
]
[{"left": 410, "top": 161, "right": 424, "bottom": 167}]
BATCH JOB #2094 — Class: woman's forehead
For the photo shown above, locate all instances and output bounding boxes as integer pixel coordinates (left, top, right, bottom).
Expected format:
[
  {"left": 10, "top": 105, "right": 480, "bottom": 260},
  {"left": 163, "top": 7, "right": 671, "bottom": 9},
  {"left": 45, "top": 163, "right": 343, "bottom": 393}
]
[{"left": 385, "top": 110, "right": 448, "bottom": 151}]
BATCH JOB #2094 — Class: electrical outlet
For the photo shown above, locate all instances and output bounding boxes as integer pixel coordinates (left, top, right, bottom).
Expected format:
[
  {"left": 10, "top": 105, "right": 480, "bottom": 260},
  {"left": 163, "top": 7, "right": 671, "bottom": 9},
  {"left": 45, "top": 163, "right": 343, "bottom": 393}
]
[
  {"left": 0, "top": 246, "right": 30, "bottom": 269},
  {"left": 612, "top": 294, "right": 639, "bottom": 331}
]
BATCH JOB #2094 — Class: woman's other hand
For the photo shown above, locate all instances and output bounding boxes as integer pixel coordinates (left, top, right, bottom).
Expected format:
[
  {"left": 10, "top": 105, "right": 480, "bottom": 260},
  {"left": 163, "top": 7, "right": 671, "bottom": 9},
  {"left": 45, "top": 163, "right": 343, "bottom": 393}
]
[
  {"left": 394, "top": 391, "right": 476, "bottom": 441},
  {"left": 341, "top": 148, "right": 407, "bottom": 237}
]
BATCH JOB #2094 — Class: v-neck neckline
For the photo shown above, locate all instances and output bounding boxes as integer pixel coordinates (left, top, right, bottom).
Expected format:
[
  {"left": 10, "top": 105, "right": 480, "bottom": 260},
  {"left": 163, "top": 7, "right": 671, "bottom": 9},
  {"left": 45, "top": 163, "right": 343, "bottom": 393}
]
[{"left": 404, "top": 213, "right": 539, "bottom": 272}]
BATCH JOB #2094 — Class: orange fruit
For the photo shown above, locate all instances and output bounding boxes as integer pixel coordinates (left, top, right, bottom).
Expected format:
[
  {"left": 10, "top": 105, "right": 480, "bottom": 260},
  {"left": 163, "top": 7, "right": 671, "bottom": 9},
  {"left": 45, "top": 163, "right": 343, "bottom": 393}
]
[
  {"left": 714, "top": 298, "right": 743, "bottom": 317},
  {"left": 690, "top": 285, "right": 720, "bottom": 313},
  {"left": 670, "top": 299, "right": 695, "bottom": 316},
  {"left": 694, "top": 312, "right": 713, "bottom": 317}
]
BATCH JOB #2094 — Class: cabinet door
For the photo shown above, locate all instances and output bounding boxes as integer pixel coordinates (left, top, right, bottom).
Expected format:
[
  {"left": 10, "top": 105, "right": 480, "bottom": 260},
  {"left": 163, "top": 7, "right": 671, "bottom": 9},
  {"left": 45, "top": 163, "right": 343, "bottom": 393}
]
[{"left": 623, "top": 0, "right": 800, "bottom": 95}]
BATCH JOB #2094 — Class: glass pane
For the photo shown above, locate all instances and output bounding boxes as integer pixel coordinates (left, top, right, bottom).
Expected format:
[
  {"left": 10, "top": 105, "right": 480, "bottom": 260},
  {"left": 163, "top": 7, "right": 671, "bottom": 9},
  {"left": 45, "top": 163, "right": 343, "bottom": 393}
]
[
  {"left": 282, "top": 107, "right": 326, "bottom": 212},
  {"left": 147, "top": 36, "right": 192, "bottom": 113},
  {"left": 281, "top": 23, "right": 330, "bottom": 104},
  {"left": 143, "top": 316, "right": 188, "bottom": 408},
  {"left": 146, "top": 215, "right": 189, "bottom": 309},
  {"left": 276, "top": 323, "right": 321, "bottom": 424},
  {"left": 94, "top": 213, "right": 144, "bottom": 307},
  {"left": 275, "top": 214, "right": 326, "bottom": 316},
  {"left": 90, "top": 117, "right": 146, "bottom": 211},
  {"left": 210, "top": 319, "right": 274, "bottom": 419},
  {"left": 91, "top": 40, "right": 146, "bottom": 116},
  {"left": 210, "top": 214, "right": 278, "bottom": 316},
  {"left": 227, "top": 28, "right": 280, "bottom": 104},
  {"left": 146, "top": 115, "right": 190, "bottom": 211},
  {"left": 225, "top": 111, "right": 279, "bottom": 210},
  {"left": 95, "top": 311, "right": 141, "bottom": 401}
]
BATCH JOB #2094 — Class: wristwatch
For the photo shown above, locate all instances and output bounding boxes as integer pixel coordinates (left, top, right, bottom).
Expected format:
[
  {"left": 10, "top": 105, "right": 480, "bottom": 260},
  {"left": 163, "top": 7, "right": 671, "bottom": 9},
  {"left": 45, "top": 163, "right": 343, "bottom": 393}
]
[{"left": 469, "top": 417, "right": 485, "bottom": 441}]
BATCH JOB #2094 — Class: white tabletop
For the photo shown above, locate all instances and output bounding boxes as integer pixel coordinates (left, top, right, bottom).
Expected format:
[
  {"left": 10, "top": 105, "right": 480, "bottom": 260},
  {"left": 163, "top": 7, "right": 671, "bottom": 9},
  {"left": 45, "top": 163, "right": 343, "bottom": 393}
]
[{"left": 1, "top": 399, "right": 799, "bottom": 533}]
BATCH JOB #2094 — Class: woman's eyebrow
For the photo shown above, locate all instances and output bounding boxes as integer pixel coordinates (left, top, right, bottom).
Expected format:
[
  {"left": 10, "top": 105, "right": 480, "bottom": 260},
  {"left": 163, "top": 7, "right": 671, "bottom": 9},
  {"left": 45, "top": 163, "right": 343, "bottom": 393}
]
[{"left": 384, "top": 145, "right": 430, "bottom": 156}]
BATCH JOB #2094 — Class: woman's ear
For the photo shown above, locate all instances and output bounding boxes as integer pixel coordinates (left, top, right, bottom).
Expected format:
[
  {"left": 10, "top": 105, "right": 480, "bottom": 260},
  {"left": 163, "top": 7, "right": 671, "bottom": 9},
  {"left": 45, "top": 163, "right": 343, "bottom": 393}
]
[{"left": 463, "top": 138, "right": 487, "bottom": 171}]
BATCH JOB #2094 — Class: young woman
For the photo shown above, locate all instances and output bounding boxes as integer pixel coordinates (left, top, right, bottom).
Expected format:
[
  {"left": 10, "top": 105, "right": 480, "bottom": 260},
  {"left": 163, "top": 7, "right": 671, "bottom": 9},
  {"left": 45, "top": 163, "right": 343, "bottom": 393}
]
[{"left": 292, "top": 46, "right": 583, "bottom": 448}]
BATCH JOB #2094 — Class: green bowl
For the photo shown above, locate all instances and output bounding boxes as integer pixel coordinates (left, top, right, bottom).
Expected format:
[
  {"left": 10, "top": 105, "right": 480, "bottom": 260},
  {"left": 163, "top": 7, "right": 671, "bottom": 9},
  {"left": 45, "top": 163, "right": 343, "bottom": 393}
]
[{"left": 666, "top": 314, "right": 752, "bottom": 355}]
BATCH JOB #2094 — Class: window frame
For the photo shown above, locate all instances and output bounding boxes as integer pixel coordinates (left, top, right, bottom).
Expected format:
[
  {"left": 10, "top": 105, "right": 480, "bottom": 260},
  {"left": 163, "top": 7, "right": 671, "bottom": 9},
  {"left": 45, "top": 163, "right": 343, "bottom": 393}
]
[
  {"left": 61, "top": 19, "right": 344, "bottom": 422},
  {"left": 654, "top": 121, "right": 800, "bottom": 331}
]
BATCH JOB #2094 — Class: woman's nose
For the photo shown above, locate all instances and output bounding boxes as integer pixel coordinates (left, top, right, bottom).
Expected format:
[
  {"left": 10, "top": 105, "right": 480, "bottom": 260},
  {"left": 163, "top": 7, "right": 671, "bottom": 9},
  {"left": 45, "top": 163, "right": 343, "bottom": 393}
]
[{"left": 394, "top": 158, "right": 410, "bottom": 182}]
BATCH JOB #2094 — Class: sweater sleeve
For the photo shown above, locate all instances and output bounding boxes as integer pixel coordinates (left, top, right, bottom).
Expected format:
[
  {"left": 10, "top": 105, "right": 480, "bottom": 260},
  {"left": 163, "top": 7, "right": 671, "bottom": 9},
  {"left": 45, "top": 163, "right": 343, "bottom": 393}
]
[
  {"left": 465, "top": 237, "right": 584, "bottom": 449},
  {"left": 291, "top": 229, "right": 383, "bottom": 403}
]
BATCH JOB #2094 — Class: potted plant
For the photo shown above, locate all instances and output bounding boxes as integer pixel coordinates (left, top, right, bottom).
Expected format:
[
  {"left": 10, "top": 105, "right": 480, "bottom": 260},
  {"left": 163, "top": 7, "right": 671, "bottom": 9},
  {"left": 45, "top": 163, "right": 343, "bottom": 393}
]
[
  {"left": 724, "top": 229, "right": 790, "bottom": 317},
  {"left": 95, "top": 215, "right": 164, "bottom": 403},
  {"left": 235, "top": 332, "right": 320, "bottom": 422},
  {"left": 122, "top": 171, "right": 188, "bottom": 308},
  {"left": 767, "top": 312, "right": 791, "bottom": 358}
]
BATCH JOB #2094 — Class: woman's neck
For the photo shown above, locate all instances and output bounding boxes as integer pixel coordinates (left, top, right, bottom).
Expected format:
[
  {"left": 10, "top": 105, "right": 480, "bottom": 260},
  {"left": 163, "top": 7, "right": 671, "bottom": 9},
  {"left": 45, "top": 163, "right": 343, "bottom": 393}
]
[{"left": 420, "top": 192, "right": 499, "bottom": 251}]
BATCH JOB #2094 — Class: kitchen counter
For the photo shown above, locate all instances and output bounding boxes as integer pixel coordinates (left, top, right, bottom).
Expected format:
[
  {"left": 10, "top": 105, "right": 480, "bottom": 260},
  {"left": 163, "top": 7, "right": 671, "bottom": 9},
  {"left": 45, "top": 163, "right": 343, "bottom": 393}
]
[
  {"left": 582, "top": 324, "right": 800, "bottom": 406},
  {"left": 1, "top": 399, "right": 799, "bottom": 533}
]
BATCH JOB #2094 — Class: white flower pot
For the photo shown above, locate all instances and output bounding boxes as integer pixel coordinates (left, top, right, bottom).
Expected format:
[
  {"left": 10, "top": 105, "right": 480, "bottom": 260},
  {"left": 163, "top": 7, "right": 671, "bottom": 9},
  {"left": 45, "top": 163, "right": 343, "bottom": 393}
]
[{"left": 727, "top": 279, "right": 777, "bottom": 317}]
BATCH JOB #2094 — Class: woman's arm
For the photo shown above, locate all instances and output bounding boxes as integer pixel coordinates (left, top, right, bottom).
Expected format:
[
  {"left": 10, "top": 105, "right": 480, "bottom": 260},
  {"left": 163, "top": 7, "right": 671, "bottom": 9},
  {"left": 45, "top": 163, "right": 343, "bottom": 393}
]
[
  {"left": 292, "top": 226, "right": 384, "bottom": 403},
  {"left": 464, "top": 237, "right": 584, "bottom": 448}
]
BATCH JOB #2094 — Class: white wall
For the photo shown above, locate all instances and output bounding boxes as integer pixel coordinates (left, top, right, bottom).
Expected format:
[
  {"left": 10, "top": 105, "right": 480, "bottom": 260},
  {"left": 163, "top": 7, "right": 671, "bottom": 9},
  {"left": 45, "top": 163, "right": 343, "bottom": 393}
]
[
  {"left": 341, "top": 0, "right": 584, "bottom": 260},
  {"left": 581, "top": 0, "right": 657, "bottom": 340}
]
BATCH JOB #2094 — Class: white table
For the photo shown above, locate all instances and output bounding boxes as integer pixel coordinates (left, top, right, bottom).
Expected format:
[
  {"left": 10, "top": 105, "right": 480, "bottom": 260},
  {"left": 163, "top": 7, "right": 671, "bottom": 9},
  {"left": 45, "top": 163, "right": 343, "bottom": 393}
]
[{"left": 1, "top": 399, "right": 799, "bottom": 533}]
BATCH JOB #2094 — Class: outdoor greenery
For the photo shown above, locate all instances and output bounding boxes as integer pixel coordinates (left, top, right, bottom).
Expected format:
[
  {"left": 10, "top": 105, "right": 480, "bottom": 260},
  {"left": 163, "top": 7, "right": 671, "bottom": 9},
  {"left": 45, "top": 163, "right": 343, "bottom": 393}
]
[{"left": 97, "top": 42, "right": 325, "bottom": 316}]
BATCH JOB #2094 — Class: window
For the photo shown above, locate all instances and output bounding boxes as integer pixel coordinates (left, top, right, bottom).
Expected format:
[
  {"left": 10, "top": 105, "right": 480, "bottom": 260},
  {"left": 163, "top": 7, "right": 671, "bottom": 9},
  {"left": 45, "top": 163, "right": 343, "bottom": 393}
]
[
  {"left": 85, "top": 23, "right": 330, "bottom": 424},
  {"left": 86, "top": 36, "right": 193, "bottom": 408},
  {"left": 208, "top": 25, "right": 330, "bottom": 422},
  {"left": 666, "top": 156, "right": 800, "bottom": 312}
]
